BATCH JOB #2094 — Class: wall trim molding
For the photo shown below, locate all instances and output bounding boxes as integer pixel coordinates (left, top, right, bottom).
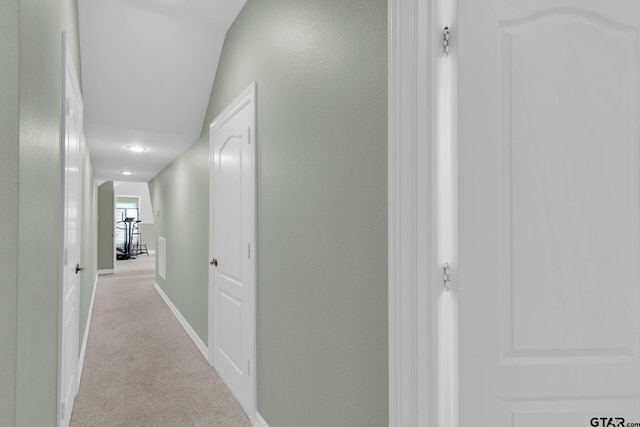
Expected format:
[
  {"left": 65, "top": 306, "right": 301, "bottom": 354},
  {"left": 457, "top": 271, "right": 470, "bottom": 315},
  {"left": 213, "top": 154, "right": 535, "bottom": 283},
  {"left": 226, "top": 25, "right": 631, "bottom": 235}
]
[
  {"left": 388, "top": 1, "right": 437, "bottom": 426},
  {"left": 253, "top": 412, "right": 270, "bottom": 427},
  {"left": 78, "top": 273, "right": 99, "bottom": 385},
  {"left": 154, "top": 282, "right": 208, "bottom": 360},
  {"left": 97, "top": 269, "right": 114, "bottom": 275}
]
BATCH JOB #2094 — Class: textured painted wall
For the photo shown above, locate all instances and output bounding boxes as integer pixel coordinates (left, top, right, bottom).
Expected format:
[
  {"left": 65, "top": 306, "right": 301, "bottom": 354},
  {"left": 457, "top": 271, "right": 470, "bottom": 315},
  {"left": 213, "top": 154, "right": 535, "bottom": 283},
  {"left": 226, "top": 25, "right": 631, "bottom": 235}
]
[
  {"left": 0, "top": 0, "right": 20, "bottom": 423},
  {"left": 15, "top": 0, "right": 84, "bottom": 423},
  {"left": 149, "top": 138, "right": 210, "bottom": 341},
  {"left": 150, "top": 0, "right": 388, "bottom": 425},
  {"left": 98, "top": 181, "right": 115, "bottom": 270},
  {"left": 138, "top": 223, "right": 157, "bottom": 252}
]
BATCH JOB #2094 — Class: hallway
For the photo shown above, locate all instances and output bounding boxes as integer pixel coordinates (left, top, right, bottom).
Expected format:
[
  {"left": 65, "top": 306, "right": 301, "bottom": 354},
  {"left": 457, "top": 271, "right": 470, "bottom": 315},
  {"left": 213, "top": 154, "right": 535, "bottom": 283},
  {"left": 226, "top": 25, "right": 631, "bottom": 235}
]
[
  {"left": 1, "top": 1, "right": 390, "bottom": 425},
  {"left": 70, "top": 256, "right": 250, "bottom": 427}
]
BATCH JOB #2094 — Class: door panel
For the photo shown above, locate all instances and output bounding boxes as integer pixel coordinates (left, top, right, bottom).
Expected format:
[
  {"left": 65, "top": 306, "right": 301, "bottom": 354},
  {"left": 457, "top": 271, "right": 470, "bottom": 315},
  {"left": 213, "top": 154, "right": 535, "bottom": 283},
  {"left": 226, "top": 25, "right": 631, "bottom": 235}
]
[
  {"left": 217, "top": 134, "right": 244, "bottom": 282},
  {"left": 504, "top": 12, "right": 639, "bottom": 357},
  {"left": 501, "top": 398, "right": 640, "bottom": 427},
  {"left": 60, "top": 36, "right": 83, "bottom": 427},
  {"left": 213, "top": 116, "right": 248, "bottom": 384},
  {"left": 219, "top": 290, "right": 243, "bottom": 372},
  {"left": 209, "top": 84, "right": 256, "bottom": 419},
  {"left": 458, "top": 1, "right": 640, "bottom": 425}
]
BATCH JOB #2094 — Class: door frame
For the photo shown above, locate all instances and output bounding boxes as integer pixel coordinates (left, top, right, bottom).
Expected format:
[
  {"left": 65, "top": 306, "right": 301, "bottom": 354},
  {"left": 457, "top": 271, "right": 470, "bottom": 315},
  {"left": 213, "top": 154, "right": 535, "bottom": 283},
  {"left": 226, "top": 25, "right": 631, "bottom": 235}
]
[
  {"left": 388, "top": 1, "right": 440, "bottom": 426},
  {"left": 207, "top": 82, "right": 257, "bottom": 422},
  {"left": 58, "top": 31, "right": 84, "bottom": 427}
]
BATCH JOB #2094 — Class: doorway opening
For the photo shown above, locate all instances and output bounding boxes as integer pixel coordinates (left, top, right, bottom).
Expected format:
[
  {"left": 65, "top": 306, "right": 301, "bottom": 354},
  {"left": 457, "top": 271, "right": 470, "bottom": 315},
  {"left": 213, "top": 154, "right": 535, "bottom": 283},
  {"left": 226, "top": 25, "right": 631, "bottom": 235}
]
[{"left": 116, "top": 197, "right": 141, "bottom": 260}]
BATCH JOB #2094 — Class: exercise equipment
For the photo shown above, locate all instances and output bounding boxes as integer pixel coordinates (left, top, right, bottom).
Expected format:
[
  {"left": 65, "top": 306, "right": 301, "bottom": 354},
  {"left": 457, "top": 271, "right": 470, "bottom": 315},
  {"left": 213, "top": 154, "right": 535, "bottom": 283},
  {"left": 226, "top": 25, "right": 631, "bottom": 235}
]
[{"left": 116, "top": 217, "right": 141, "bottom": 260}]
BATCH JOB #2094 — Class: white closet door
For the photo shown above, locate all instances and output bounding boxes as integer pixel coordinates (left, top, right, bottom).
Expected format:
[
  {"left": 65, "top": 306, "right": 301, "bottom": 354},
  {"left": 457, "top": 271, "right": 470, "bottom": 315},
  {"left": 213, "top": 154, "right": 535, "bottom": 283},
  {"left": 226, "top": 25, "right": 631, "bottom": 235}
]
[
  {"left": 209, "top": 84, "right": 256, "bottom": 420},
  {"left": 60, "top": 35, "right": 83, "bottom": 427},
  {"left": 457, "top": 1, "right": 640, "bottom": 425}
]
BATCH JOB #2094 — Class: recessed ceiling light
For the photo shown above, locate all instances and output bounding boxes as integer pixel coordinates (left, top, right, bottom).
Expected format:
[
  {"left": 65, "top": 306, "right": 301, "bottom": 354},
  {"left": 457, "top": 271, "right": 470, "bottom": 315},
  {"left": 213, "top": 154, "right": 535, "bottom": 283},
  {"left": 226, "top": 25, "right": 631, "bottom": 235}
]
[
  {"left": 127, "top": 145, "right": 147, "bottom": 153},
  {"left": 121, "top": 171, "right": 133, "bottom": 176}
]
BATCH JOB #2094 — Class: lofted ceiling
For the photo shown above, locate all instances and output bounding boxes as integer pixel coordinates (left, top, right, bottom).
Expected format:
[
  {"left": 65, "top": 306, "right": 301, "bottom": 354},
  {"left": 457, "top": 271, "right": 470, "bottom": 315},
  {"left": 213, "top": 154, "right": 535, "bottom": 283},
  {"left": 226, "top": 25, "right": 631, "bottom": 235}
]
[{"left": 78, "top": 0, "right": 247, "bottom": 183}]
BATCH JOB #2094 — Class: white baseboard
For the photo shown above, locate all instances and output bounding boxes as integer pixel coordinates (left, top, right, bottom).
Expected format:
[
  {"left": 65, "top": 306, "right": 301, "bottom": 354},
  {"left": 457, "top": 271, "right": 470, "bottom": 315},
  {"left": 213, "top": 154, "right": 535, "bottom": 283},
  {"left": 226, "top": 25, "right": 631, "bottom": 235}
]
[
  {"left": 254, "top": 412, "right": 269, "bottom": 427},
  {"left": 78, "top": 273, "right": 98, "bottom": 384},
  {"left": 97, "top": 269, "right": 114, "bottom": 275},
  {"left": 154, "top": 283, "right": 208, "bottom": 361}
]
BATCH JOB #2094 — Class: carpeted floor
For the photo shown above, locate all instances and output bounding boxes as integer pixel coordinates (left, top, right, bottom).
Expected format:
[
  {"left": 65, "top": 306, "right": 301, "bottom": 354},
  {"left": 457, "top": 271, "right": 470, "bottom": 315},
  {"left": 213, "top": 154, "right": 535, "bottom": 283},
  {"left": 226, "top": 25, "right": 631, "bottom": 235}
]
[{"left": 70, "top": 255, "right": 251, "bottom": 427}]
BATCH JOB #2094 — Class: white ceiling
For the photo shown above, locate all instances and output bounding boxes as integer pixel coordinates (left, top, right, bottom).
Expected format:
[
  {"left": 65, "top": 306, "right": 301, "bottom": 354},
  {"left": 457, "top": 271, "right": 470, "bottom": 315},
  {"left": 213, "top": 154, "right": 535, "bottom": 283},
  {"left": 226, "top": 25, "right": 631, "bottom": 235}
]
[{"left": 78, "top": 0, "right": 247, "bottom": 182}]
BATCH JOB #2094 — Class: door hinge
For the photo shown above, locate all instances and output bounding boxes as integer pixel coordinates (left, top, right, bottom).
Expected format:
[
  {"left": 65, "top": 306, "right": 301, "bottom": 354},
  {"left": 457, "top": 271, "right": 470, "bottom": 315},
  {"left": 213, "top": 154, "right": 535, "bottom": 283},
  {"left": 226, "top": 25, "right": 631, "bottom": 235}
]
[
  {"left": 61, "top": 400, "right": 66, "bottom": 419},
  {"left": 248, "top": 243, "right": 251, "bottom": 259},
  {"left": 443, "top": 263, "right": 451, "bottom": 291},
  {"left": 65, "top": 98, "right": 71, "bottom": 117},
  {"left": 64, "top": 248, "right": 68, "bottom": 267},
  {"left": 248, "top": 360, "right": 251, "bottom": 376},
  {"left": 247, "top": 127, "right": 251, "bottom": 144},
  {"left": 443, "top": 27, "right": 451, "bottom": 58}
]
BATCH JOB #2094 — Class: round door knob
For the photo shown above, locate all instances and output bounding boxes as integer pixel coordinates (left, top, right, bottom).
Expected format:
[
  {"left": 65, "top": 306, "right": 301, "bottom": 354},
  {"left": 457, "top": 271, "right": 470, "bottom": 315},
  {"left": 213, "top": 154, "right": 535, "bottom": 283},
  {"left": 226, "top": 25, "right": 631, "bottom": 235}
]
[
  {"left": 210, "top": 258, "right": 218, "bottom": 267},
  {"left": 75, "top": 264, "right": 85, "bottom": 274}
]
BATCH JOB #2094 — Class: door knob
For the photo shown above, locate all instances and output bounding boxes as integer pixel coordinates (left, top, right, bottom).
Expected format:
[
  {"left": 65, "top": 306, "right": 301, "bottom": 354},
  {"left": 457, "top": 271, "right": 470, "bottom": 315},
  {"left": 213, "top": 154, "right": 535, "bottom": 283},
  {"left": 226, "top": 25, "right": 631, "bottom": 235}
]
[
  {"left": 75, "top": 264, "right": 85, "bottom": 274},
  {"left": 210, "top": 258, "right": 218, "bottom": 267}
]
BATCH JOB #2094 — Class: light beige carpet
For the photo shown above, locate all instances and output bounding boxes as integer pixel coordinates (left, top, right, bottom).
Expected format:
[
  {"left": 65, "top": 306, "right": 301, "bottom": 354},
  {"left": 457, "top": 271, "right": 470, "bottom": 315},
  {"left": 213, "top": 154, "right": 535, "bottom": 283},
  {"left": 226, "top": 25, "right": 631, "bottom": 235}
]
[{"left": 70, "top": 256, "right": 251, "bottom": 427}]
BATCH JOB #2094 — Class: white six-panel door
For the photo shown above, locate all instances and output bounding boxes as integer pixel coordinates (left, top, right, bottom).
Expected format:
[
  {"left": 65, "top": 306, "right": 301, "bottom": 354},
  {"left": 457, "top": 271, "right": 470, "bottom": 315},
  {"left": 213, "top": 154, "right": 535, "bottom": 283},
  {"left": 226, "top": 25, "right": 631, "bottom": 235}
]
[
  {"left": 457, "top": 1, "right": 640, "bottom": 425},
  {"left": 209, "top": 83, "right": 256, "bottom": 421},
  {"left": 59, "top": 33, "right": 83, "bottom": 427}
]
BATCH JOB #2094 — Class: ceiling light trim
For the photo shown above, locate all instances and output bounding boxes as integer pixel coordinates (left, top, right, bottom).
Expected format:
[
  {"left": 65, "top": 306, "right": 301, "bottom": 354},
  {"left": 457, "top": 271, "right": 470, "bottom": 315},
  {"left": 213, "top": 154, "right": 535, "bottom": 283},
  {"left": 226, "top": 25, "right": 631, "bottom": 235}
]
[{"left": 127, "top": 145, "right": 148, "bottom": 153}]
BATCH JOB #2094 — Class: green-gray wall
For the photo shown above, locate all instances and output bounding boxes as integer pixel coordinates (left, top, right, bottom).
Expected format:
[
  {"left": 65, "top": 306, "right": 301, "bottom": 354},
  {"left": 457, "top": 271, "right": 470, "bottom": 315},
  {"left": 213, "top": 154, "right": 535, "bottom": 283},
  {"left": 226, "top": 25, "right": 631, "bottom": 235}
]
[
  {"left": 149, "top": 139, "right": 210, "bottom": 341},
  {"left": 0, "top": 0, "right": 97, "bottom": 425},
  {"left": 138, "top": 223, "right": 157, "bottom": 252},
  {"left": 98, "top": 181, "right": 115, "bottom": 270},
  {"left": 0, "top": 0, "right": 20, "bottom": 423},
  {"left": 150, "top": 1, "right": 388, "bottom": 425}
]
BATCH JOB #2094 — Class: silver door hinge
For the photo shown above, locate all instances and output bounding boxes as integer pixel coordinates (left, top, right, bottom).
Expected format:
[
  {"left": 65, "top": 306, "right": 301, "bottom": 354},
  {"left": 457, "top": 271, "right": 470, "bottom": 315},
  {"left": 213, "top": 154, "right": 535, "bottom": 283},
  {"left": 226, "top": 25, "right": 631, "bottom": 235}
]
[
  {"left": 248, "top": 243, "right": 251, "bottom": 259},
  {"left": 247, "top": 127, "right": 251, "bottom": 144},
  {"left": 65, "top": 98, "right": 71, "bottom": 117},
  {"left": 443, "top": 263, "right": 451, "bottom": 291},
  {"left": 248, "top": 360, "right": 251, "bottom": 376},
  {"left": 443, "top": 27, "right": 451, "bottom": 58},
  {"left": 61, "top": 400, "right": 66, "bottom": 419}
]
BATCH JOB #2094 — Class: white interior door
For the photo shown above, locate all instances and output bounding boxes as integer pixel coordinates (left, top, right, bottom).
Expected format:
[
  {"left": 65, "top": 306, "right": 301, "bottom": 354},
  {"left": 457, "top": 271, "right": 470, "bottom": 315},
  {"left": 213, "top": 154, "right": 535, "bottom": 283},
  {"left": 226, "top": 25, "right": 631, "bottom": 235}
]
[
  {"left": 209, "top": 83, "right": 256, "bottom": 420},
  {"left": 457, "top": 1, "right": 640, "bottom": 425},
  {"left": 59, "top": 33, "right": 83, "bottom": 427}
]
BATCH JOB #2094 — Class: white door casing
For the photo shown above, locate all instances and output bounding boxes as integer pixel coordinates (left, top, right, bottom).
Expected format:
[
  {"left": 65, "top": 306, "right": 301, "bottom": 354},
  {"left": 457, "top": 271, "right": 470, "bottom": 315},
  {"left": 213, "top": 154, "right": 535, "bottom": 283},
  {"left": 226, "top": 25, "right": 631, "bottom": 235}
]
[
  {"left": 388, "top": 0, "right": 440, "bottom": 426},
  {"left": 208, "top": 83, "right": 256, "bottom": 421},
  {"left": 457, "top": 1, "right": 640, "bottom": 425},
  {"left": 58, "top": 32, "right": 83, "bottom": 427}
]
